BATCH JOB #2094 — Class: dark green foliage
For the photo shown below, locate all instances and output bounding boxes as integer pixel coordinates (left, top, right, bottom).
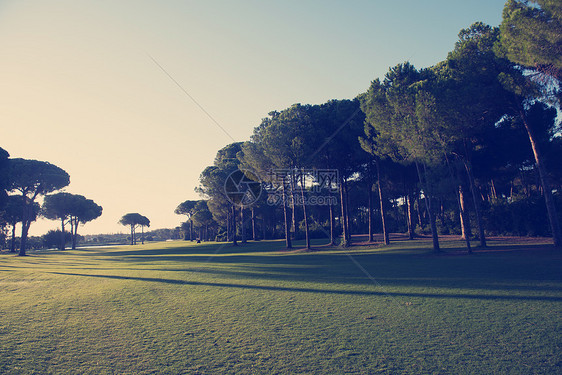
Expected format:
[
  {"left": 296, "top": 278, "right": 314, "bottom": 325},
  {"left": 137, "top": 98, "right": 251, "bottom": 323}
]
[
  {"left": 175, "top": 200, "right": 198, "bottom": 241},
  {"left": 42, "top": 229, "right": 72, "bottom": 250},
  {"left": 197, "top": 143, "right": 245, "bottom": 244},
  {"left": 191, "top": 200, "right": 216, "bottom": 241},
  {"left": 498, "top": 0, "right": 562, "bottom": 79},
  {"left": 175, "top": 200, "right": 198, "bottom": 217},
  {"left": 183, "top": 8, "right": 562, "bottom": 248},
  {"left": 42, "top": 192, "right": 102, "bottom": 250},
  {"left": 7, "top": 158, "right": 70, "bottom": 197},
  {"left": 483, "top": 194, "right": 562, "bottom": 237}
]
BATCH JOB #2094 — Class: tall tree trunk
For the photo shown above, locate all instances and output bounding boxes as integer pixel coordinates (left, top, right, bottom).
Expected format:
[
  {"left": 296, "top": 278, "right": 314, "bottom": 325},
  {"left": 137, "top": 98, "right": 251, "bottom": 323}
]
[
  {"left": 19, "top": 221, "right": 30, "bottom": 256},
  {"left": 519, "top": 109, "right": 562, "bottom": 248},
  {"left": 459, "top": 185, "right": 472, "bottom": 241},
  {"left": 416, "top": 195, "right": 423, "bottom": 230},
  {"left": 130, "top": 225, "right": 134, "bottom": 245},
  {"left": 376, "top": 159, "right": 390, "bottom": 245},
  {"left": 428, "top": 197, "right": 440, "bottom": 252},
  {"left": 251, "top": 207, "right": 257, "bottom": 241},
  {"left": 19, "top": 197, "right": 30, "bottom": 256},
  {"left": 71, "top": 217, "right": 78, "bottom": 250},
  {"left": 231, "top": 205, "right": 238, "bottom": 246},
  {"left": 69, "top": 218, "right": 74, "bottom": 249},
  {"left": 368, "top": 185, "right": 373, "bottom": 242},
  {"left": 345, "top": 180, "right": 351, "bottom": 242},
  {"left": 271, "top": 208, "right": 276, "bottom": 239},
  {"left": 491, "top": 179, "right": 498, "bottom": 200},
  {"left": 339, "top": 175, "right": 350, "bottom": 247},
  {"left": 282, "top": 183, "right": 292, "bottom": 248},
  {"left": 290, "top": 173, "right": 298, "bottom": 237},
  {"left": 415, "top": 162, "right": 440, "bottom": 252},
  {"left": 226, "top": 212, "right": 231, "bottom": 242},
  {"left": 241, "top": 207, "right": 247, "bottom": 243},
  {"left": 299, "top": 170, "right": 311, "bottom": 250},
  {"left": 463, "top": 159, "right": 486, "bottom": 247},
  {"left": 406, "top": 192, "right": 415, "bottom": 240},
  {"left": 10, "top": 222, "right": 17, "bottom": 253},
  {"left": 439, "top": 199, "right": 446, "bottom": 229},
  {"left": 329, "top": 200, "right": 335, "bottom": 245},
  {"left": 443, "top": 152, "right": 471, "bottom": 252},
  {"left": 75, "top": 218, "right": 79, "bottom": 249},
  {"left": 368, "top": 178, "right": 374, "bottom": 243},
  {"left": 60, "top": 218, "right": 66, "bottom": 250}
]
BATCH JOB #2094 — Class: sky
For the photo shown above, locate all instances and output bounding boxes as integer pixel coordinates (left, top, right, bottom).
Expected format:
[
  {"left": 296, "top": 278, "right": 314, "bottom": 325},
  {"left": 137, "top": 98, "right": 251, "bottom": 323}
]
[{"left": 0, "top": 0, "right": 507, "bottom": 236}]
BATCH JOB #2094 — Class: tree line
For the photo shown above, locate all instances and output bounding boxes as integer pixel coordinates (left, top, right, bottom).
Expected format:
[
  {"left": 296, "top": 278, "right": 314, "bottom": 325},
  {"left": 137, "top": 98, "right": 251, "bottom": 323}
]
[
  {"left": 176, "top": 1, "right": 562, "bottom": 251},
  {"left": 0, "top": 151, "right": 103, "bottom": 255}
]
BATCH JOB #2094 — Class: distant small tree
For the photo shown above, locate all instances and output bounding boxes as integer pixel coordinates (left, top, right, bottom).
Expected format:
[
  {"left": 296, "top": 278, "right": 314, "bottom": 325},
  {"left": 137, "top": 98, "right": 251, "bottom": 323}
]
[
  {"left": 41, "top": 192, "right": 75, "bottom": 250},
  {"left": 138, "top": 215, "right": 150, "bottom": 244},
  {"left": 119, "top": 213, "right": 150, "bottom": 245},
  {"left": 68, "top": 197, "right": 102, "bottom": 249},
  {"left": 42, "top": 193, "right": 102, "bottom": 250}
]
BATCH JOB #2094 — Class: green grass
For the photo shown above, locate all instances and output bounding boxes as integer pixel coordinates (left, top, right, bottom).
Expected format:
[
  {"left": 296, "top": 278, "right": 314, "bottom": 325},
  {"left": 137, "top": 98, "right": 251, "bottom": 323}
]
[{"left": 0, "top": 237, "right": 561, "bottom": 374}]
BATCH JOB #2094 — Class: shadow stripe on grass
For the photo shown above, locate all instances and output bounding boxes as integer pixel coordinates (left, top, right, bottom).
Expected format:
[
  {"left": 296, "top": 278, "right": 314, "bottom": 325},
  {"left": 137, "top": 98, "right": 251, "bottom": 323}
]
[{"left": 49, "top": 272, "right": 562, "bottom": 302}]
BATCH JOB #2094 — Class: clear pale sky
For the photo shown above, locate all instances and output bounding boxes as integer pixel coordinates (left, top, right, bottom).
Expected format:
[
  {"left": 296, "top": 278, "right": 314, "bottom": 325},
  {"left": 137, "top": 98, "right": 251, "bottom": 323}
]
[{"left": 0, "top": 0, "right": 506, "bottom": 236}]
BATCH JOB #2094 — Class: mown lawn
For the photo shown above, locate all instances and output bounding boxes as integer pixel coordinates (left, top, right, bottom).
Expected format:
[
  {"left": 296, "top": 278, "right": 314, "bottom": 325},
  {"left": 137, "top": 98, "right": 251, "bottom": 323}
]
[{"left": 0, "top": 237, "right": 561, "bottom": 374}]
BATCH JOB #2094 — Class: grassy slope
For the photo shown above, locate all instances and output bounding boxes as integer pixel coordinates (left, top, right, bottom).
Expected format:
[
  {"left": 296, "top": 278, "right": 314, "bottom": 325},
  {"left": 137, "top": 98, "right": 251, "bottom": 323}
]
[{"left": 0, "top": 238, "right": 561, "bottom": 374}]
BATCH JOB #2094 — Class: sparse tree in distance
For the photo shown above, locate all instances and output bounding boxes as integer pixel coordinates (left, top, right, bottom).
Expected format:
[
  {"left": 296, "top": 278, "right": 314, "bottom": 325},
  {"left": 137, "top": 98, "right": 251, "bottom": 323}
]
[
  {"left": 42, "top": 193, "right": 103, "bottom": 250},
  {"left": 41, "top": 192, "right": 74, "bottom": 250},
  {"left": 119, "top": 213, "right": 150, "bottom": 245},
  {"left": 68, "top": 196, "right": 102, "bottom": 249}
]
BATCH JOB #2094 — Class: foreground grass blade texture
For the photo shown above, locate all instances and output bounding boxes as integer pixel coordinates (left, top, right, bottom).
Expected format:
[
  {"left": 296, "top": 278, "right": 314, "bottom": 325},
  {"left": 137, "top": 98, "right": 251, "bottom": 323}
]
[{"left": 1, "top": 238, "right": 561, "bottom": 374}]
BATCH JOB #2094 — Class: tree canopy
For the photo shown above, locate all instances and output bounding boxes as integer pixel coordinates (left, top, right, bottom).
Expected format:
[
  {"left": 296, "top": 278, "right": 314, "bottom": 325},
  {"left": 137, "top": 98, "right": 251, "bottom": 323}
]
[
  {"left": 498, "top": 0, "right": 562, "bottom": 79},
  {"left": 8, "top": 158, "right": 70, "bottom": 255},
  {"left": 119, "top": 213, "right": 150, "bottom": 245},
  {"left": 42, "top": 193, "right": 102, "bottom": 250}
]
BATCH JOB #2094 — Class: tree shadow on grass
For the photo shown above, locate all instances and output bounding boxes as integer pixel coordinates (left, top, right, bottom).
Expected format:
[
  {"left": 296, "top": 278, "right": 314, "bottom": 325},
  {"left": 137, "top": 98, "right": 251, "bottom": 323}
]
[
  {"left": 85, "top": 240, "right": 288, "bottom": 258},
  {"left": 65, "top": 239, "right": 562, "bottom": 297},
  {"left": 49, "top": 271, "right": 562, "bottom": 302}
]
